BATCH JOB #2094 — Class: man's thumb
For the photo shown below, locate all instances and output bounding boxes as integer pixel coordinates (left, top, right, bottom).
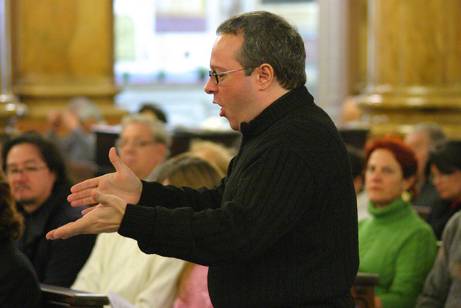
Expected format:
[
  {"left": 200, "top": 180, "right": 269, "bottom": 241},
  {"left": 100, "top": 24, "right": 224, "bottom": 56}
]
[{"left": 108, "top": 147, "right": 125, "bottom": 172}]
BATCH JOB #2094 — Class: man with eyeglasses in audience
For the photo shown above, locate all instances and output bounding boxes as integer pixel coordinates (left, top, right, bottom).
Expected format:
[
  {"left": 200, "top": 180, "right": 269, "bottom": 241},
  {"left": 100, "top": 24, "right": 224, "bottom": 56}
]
[
  {"left": 116, "top": 114, "right": 170, "bottom": 180},
  {"left": 48, "top": 11, "right": 358, "bottom": 307},
  {"left": 71, "top": 114, "right": 186, "bottom": 308},
  {"left": 1, "top": 133, "right": 95, "bottom": 287}
]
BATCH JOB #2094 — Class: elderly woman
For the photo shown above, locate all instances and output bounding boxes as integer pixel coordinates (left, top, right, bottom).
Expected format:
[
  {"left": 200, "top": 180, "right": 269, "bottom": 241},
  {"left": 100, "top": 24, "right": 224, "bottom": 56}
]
[
  {"left": 359, "top": 137, "right": 437, "bottom": 308},
  {"left": 0, "top": 169, "right": 41, "bottom": 307}
]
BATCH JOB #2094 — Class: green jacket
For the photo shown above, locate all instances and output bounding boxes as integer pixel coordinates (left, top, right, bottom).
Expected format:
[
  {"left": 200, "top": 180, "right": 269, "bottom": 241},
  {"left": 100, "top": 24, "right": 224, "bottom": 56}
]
[{"left": 359, "top": 198, "right": 437, "bottom": 308}]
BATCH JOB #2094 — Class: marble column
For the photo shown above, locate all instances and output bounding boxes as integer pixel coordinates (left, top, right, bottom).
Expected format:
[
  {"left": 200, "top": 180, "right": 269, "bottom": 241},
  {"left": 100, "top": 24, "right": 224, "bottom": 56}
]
[
  {"left": 0, "top": 0, "right": 26, "bottom": 132},
  {"left": 355, "top": 0, "right": 461, "bottom": 139},
  {"left": 9, "top": 0, "right": 124, "bottom": 132}
]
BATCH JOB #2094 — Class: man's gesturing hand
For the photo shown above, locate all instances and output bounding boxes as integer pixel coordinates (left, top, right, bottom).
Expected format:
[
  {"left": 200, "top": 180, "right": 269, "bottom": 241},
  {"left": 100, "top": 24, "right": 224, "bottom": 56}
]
[
  {"left": 47, "top": 147, "right": 142, "bottom": 240},
  {"left": 46, "top": 192, "right": 127, "bottom": 239},
  {"left": 67, "top": 147, "right": 142, "bottom": 207}
]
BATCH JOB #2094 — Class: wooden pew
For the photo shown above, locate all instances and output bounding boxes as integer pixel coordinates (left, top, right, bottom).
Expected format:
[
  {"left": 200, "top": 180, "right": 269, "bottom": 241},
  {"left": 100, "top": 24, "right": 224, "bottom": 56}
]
[
  {"left": 40, "top": 273, "right": 378, "bottom": 307},
  {"left": 41, "top": 284, "right": 109, "bottom": 308},
  {"left": 352, "top": 272, "right": 379, "bottom": 308}
]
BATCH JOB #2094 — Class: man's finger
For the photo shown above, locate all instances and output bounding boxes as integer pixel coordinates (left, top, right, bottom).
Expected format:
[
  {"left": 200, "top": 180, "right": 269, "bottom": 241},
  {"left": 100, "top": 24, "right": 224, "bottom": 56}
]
[
  {"left": 70, "top": 177, "right": 99, "bottom": 193},
  {"left": 68, "top": 188, "right": 97, "bottom": 204},
  {"left": 46, "top": 219, "right": 88, "bottom": 240},
  {"left": 68, "top": 195, "right": 98, "bottom": 207},
  {"left": 93, "top": 191, "right": 117, "bottom": 206},
  {"left": 108, "top": 147, "right": 125, "bottom": 172},
  {"left": 81, "top": 206, "right": 97, "bottom": 216}
]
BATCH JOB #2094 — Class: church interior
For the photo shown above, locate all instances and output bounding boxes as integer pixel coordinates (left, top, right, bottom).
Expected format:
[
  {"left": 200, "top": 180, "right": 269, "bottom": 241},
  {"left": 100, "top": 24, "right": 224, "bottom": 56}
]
[{"left": 1, "top": 1, "right": 460, "bottom": 307}]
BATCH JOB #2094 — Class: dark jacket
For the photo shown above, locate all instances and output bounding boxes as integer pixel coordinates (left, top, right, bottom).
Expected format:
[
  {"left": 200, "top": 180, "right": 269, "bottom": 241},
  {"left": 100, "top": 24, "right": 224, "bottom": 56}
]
[
  {"left": 427, "top": 199, "right": 461, "bottom": 240},
  {"left": 17, "top": 183, "right": 96, "bottom": 287},
  {"left": 0, "top": 239, "right": 42, "bottom": 308},
  {"left": 119, "top": 86, "right": 359, "bottom": 307}
]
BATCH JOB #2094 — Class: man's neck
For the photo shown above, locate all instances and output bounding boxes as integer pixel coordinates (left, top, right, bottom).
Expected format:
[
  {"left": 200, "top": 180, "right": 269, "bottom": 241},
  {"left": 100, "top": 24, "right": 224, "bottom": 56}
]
[
  {"left": 21, "top": 202, "right": 42, "bottom": 214},
  {"left": 260, "top": 85, "right": 290, "bottom": 109}
]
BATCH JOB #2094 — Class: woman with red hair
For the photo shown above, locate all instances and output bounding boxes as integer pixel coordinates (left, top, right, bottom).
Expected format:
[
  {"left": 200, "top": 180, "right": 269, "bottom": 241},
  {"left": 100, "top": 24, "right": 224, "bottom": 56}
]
[{"left": 359, "top": 137, "right": 437, "bottom": 308}]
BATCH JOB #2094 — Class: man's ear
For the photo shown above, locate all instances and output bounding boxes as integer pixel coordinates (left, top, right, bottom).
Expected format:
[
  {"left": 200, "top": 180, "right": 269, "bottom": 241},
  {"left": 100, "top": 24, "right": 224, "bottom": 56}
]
[{"left": 255, "top": 63, "right": 275, "bottom": 89}]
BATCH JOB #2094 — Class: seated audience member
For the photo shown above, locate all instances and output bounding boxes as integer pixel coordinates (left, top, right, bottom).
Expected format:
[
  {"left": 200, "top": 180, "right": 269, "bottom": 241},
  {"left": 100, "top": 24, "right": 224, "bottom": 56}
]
[
  {"left": 115, "top": 114, "right": 170, "bottom": 180},
  {"left": 359, "top": 137, "right": 437, "bottom": 308},
  {"left": 1, "top": 133, "right": 96, "bottom": 287},
  {"left": 427, "top": 141, "right": 461, "bottom": 239},
  {"left": 404, "top": 123, "right": 446, "bottom": 208},
  {"left": 0, "top": 169, "right": 41, "bottom": 308},
  {"left": 416, "top": 211, "right": 461, "bottom": 307},
  {"left": 340, "top": 96, "right": 363, "bottom": 126},
  {"left": 189, "top": 140, "right": 233, "bottom": 175},
  {"left": 47, "top": 97, "right": 103, "bottom": 181},
  {"left": 138, "top": 102, "right": 168, "bottom": 124},
  {"left": 72, "top": 115, "right": 182, "bottom": 308},
  {"left": 150, "top": 153, "right": 223, "bottom": 308}
]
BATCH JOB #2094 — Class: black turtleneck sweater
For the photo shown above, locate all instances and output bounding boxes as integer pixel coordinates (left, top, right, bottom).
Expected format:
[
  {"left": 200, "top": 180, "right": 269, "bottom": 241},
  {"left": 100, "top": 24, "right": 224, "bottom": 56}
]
[{"left": 119, "top": 86, "right": 359, "bottom": 307}]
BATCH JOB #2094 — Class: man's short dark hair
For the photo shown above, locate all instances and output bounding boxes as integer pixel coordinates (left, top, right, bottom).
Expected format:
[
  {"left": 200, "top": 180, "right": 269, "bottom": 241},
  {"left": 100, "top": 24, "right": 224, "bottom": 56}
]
[
  {"left": 2, "top": 132, "right": 70, "bottom": 190},
  {"left": 217, "top": 11, "right": 306, "bottom": 90}
]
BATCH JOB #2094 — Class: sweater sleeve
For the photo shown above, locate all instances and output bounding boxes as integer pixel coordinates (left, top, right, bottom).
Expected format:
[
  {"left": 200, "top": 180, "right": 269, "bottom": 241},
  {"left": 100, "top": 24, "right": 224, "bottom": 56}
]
[
  {"left": 416, "top": 214, "right": 460, "bottom": 307},
  {"left": 380, "top": 227, "right": 437, "bottom": 308},
  {"left": 119, "top": 147, "right": 314, "bottom": 266},
  {"left": 137, "top": 180, "right": 224, "bottom": 211}
]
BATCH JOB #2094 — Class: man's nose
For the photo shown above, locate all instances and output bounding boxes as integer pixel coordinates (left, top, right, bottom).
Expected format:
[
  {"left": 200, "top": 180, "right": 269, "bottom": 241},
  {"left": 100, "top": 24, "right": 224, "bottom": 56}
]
[
  {"left": 10, "top": 172, "right": 28, "bottom": 182},
  {"left": 204, "top": 78, "right": 217, "bottom": 94}
]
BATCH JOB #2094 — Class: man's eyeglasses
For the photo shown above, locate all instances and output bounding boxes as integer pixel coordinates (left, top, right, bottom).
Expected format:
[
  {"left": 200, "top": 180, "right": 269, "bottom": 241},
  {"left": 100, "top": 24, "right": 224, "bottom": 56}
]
[
  {"left": 6, "top": 165, "right": 48, "bottom": 176},
  {"left": 115, "top": 139, "right": 156, "bottom": 150},
  {"left": 208, "top": 68, "right": 246, "bottom": 85}
]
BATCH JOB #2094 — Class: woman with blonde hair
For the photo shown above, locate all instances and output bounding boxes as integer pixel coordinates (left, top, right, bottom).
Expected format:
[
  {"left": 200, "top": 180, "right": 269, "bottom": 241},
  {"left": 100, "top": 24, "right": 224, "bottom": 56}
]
[
  {"left": 151, "top": 153, "right": 223, "bottom": 308},
  {"left": 0, "top": 169, "right": 41, "bottom": 307}
]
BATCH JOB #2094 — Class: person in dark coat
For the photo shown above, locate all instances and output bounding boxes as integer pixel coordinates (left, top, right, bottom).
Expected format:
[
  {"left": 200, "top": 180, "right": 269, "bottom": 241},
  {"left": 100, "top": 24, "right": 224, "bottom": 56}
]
[
  {"left": 428, "top": 141, "right": 461, "bottom": 239},
  {"left": 2, "top": 133, "right": 96, "bottom": 287}
]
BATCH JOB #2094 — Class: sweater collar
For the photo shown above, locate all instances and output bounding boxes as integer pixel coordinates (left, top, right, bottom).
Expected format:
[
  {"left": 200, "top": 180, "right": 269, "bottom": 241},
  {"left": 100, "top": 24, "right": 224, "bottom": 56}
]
[
  {"left": 368, "top": 197, "right": 412, "bottom": 221},
  {"left": 240, "top": 86, "right": 314, "bottom": 137}
]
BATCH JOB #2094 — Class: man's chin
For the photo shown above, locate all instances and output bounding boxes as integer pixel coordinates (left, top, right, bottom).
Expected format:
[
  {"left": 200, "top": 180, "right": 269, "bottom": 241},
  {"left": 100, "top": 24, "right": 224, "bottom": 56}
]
[{"left": 16, "top": 198, "right": 37, "bottom": 207}]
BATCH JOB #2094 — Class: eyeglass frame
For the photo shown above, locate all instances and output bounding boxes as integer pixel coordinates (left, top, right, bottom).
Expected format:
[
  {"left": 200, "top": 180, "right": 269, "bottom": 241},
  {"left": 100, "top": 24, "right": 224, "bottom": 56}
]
[
  {"left": 5, "top": 165, "right": 48, "bottom": 177},
  {"left": 208, "top": 67, "right": 248, "bottom": 85}
]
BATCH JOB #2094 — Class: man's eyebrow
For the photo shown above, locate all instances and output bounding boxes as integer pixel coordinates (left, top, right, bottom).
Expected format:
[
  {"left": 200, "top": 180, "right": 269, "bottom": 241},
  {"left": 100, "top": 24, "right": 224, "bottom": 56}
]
[
  {"left": 211, "top": 65, "right": 226, "bottom": 71},
  {"left": 7, "top": 159, "right": 40, "bottom": 167}
]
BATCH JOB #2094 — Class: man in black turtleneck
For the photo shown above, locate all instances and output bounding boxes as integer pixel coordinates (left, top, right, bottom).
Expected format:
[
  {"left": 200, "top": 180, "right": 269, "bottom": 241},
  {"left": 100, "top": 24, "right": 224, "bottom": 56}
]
[{"left": 48, "top": 11, "right": 358, "bottom": 307}]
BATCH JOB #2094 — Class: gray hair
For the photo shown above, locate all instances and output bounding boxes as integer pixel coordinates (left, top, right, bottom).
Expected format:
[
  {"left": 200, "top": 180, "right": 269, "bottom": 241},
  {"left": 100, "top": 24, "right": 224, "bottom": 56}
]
[
  {"left": 217, "top": 11, "right": 306, "bottom": 90},
  {"left": 121, "top": 113, "right": 171, "bottom": 148},
  {"left": 68, "top": 96, "right": 102, "bottom": 122},
  {"left": 410, "top": 123, "right": 447, "bottom": 151}
]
